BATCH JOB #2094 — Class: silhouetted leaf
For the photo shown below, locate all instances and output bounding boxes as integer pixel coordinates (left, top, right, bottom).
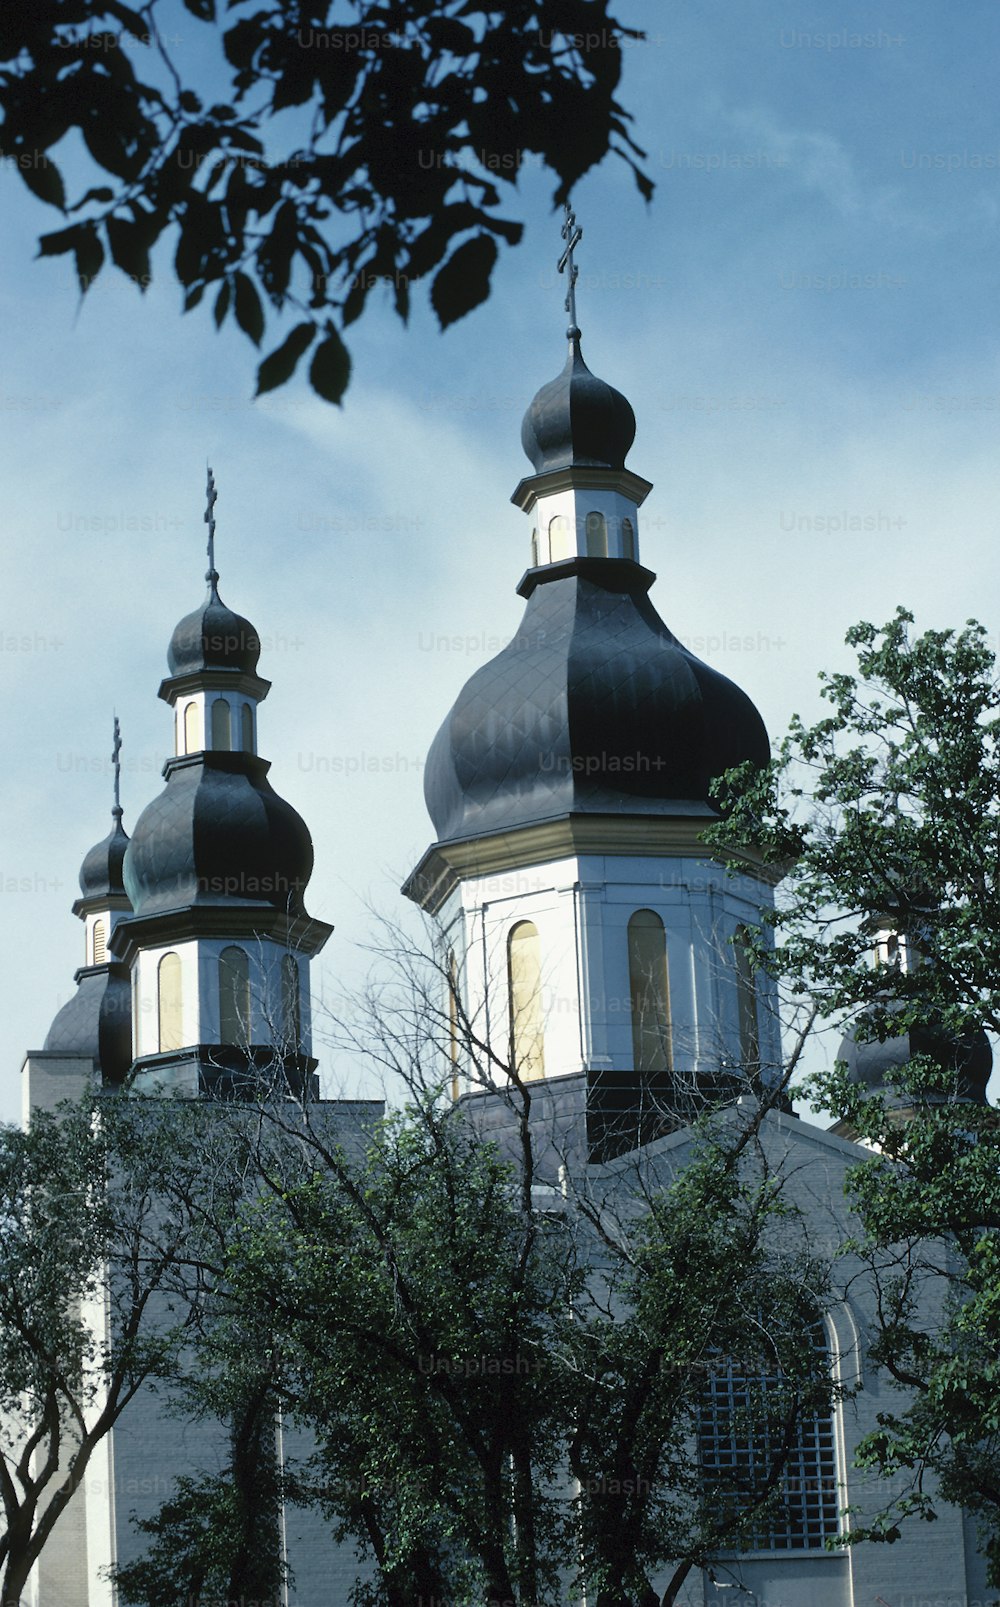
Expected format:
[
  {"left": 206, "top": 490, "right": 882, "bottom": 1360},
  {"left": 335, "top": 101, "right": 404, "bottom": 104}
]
[
  {"left": 257, "top": 199, "right": 297, "bottom": 301},
  {"left": 74, "top": 224, "right": 104, "bottom": 295},
  {"left": 68, "top": 186, "right": 115, "bottom": 213},
  {"left": 430, "top": 234, "right": 497, "bottom": 330},
  {"left": 214, "top": 279, "right": 232, "bottom": 328},
  {"left": 21, "top": 156, "right": 65, "bottom": 210},
  {"left": 233, "top": 271, "right": 264, "bottom": 345},
  {"left": 37, "top": 225, "right": 81, "bottom": 258},
  {"left": 106, "top": 215, "right": 151, "bottom": 285},
  {"left": 309, "top": 329, "right": 351, "bottom": 405},
  {"left": 256, "top": 323, "right": 316, "bottom": 395}
]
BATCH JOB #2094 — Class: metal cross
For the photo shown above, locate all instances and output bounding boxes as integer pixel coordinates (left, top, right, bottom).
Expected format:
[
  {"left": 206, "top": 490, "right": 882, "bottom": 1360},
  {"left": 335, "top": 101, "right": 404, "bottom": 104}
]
[
  {"left": 557, "top": 203, "right": 583, "bottom": 336},
  {"left": 112, "top": 714, "right": 123, "bottom": 821},
  {"left": 205, "top": 465, "right": 219, "bottom": 588}
]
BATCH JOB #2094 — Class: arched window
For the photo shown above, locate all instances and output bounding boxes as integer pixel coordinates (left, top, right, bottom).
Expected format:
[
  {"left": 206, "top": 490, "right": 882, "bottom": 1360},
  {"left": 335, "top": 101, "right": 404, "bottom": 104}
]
[
  {"left": 211, "top": 698, "right": 232, "bottom": 752},
  {"left": 92, "top": 919, "right": 107, "bottom": 965},
  {"left": 621, "top": 518, "right": 636, "bottom": 561},
  {"left": 734, "top": 926, "right": 760, "bottom": 1075},
  {"left": 699, "top": 1316, "right": 840, "bottom": 1551},
  {"left": 628, "top": 909, "right": 672, "bottom": 1072},
  {"left": 508, "top": 921, "right": 545, "bottom": 1080},
  {"left": 530, "top": 528, "right": 539, "bottom": 567},
  {"left": 585, "top": 510, "right": 608, "bottom": 558},
  {"left": 281, "top": 955, "right": 301, "bottom": 1050},
  {"left": 219, "top": 945, "right": 250, "bottom": 1046},
  {"left": 157, "top": 952, "right": 183, "bottom": 1053},
  {"left": 241, "top": 703, "right": 254, "bottom": 753},
  {"left": 548, "top": 514, "right": 572, "bottom": 562},
  {"left": 183, "top": 701, "right": 200, "bottom": 755}
]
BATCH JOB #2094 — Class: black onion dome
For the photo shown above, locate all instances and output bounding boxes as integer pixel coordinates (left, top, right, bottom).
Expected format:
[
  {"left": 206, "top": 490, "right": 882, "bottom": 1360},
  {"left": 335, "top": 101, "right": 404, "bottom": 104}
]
[
  {"left": 167, "top": 584, "right": 261, "bottom": 678},
  {"left": 521, "top": 336, "right": 636, "bottom": 474},
  {"left": 78, "top": 813, "right": 129, "bottom": 901},
  {"left": 124, "top": 753, "right": 314, "bottom": 918},
  {"left": 839, "top": 1014, "right": 991, "bottom": 1108},
  {"left": 44, "top": 967, "right": 132, "bottom": 1085},
  {"left": 424, "top": 561, "right": 770, "bottom": 843}
]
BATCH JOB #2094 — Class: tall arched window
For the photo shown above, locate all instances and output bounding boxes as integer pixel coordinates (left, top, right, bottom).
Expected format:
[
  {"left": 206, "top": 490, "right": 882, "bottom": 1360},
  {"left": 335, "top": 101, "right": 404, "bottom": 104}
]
[
  {"left": 621, "top": 518, "right": 636, "bottom": 561},
  {"left": 530, "top": 528, "right": 540, "bottom": 567},
  {"left": 699, "top": 1316, "right": 840, "bottom": 1551},
  {"left": 157, "top": 952, "right": 183, "bottom": 1053},
  {"left": 219, "top": 945, "right": 250, "bottom": 1046},
  {"left": 281, "top": 955, "right": 301, "bottom": 1050},
  {"left": 628, "top": 909, "right": 672, "bottom": 1072},
  {"left": 734, "top": 926, "right": 760, "bottom": 1075},
  {"left": 92, "top": 919, "right": 107, "bottom": 965},
  {"left": 241, "top": 703, "right": 254, "bottom": 752},
  {"left": 548, "top": 514, "right": 571, "bottom": 562},
  {"left": 585, "top": 510, "right": 608, "bottom": 557},
  {"left": 508, "top": 921, "right": 544, "bottom": 1080},
  {"left": 183, "top": 701, "right": 200, "bottom": 755},
  {"left": 212, "top": 698, "right": 232, "bottom": 752}
]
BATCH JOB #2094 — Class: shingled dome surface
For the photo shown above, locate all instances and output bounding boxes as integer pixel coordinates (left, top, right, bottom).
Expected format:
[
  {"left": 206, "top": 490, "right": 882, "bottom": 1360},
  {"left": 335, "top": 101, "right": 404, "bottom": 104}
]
[
  {"left": 520, "top": 335, "right": 637, "bottom": 475},
  {"left": 124, "top": 754, "right": 313, "bottom": 917},
  {"left": 424, "top": 560, "right": 770, "bottom": 843}
]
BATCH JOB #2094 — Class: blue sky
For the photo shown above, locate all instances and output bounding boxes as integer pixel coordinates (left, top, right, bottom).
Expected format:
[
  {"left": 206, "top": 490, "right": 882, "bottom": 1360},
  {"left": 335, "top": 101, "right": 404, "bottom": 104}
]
[{"left": 4, "top": 0, "right": 1000, "bottom": 1120}]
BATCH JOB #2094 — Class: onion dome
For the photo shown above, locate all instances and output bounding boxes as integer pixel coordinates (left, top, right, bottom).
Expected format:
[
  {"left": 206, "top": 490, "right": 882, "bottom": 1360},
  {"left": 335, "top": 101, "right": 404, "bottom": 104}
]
[
  {"left": 424, "top": 558, "right": 770, "bottom": 844},
  {"left": 123, "top": 753, "right": 314, "bottom": 919},
  {"left": 44, "top": 967, "right": 132, "bottom": 1086},
  {"left": 521, "top": 334, "right": 636, "bottom": 475},
  {"left": 167, "top": 585, "right": 261, "bottom": 679},
  {"left": 838, "top": 1011, "right": 991, "bottom": 1109},
  {"left": 77, "top": 810, "right": 129, "bottom": 903}
]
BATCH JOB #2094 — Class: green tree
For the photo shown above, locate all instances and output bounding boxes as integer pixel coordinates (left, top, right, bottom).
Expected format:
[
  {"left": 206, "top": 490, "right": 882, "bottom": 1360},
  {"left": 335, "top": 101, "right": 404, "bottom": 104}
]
[
  {"left": 707, "top": 606, "right": 1000, "bottom": 1585},
  {"left": 0, "top": 1092, "right": 227, "bottom": 1606},
  {"left": 114, "top": 924, "right": 843, "bottom": 1607},
  {"left": 0, "top": 0, "right": 651, "bottom": 403}
]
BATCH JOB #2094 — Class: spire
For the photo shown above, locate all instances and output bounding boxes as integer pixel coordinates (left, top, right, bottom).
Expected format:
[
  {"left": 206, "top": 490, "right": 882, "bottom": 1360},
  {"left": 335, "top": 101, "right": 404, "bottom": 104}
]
[
  {"left": 111, "top": 713, "right": 123, "bottom": 823},
  {"left": 74, "top": 717, "right": 131, "bottom": 909},
  {"left": 205, "top": 465, "right": 219, "bottom": 595},
  {"left": 557, "top": 202, "right": 583, "bottom": 339}
]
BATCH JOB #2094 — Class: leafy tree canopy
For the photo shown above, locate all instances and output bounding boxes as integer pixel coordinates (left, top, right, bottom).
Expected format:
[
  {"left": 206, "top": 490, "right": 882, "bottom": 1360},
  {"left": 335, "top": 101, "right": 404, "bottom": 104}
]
[
  {"left": 708, "top": 607, "right": 1000, "bottom": 1584},
  {"left": 0, "top": 0, "right": 651, "bottom": 402}
]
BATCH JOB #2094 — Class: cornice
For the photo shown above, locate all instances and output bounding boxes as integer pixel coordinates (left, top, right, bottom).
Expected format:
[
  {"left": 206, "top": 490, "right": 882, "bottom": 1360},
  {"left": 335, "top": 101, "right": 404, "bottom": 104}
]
[
  {"left": 403, "top": 813, "right": 783, "bottom": 913},
  {"left": 510, "top": 464, "right": 653, "bottom": 513}
]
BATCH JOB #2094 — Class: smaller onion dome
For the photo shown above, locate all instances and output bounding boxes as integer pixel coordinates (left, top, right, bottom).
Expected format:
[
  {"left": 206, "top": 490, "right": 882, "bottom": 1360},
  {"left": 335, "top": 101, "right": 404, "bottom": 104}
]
[
  {"left": 839, "top": 1011, "right": 991, "bottom": 1110},
  {"left": 520, "top": 335, "right": 636, "bottom": 475},
  {"left": 167, "top": 583, "right": 261, "bottom": 679},
  {"left": 43, "top": 967, "right": 132, "bottom": 1086},
  {"left": 78, "top": 810, "right": 129, "bottom": 902},
  {"left": 124, "top": 753, "right": 314, "bottom": 919}
]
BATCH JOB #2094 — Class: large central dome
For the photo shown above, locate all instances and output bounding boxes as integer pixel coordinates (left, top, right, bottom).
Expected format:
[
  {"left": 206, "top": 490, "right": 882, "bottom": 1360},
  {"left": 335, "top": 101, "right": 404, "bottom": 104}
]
[{"left": 424, "top": 558, "right": 769, "bottom": 844}]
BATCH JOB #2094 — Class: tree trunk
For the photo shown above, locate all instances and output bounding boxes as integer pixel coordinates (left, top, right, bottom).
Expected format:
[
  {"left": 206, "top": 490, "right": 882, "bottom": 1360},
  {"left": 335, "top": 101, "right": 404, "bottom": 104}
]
[{"left": 660, "top": 1558, "right": 694, "bottom": 1607}]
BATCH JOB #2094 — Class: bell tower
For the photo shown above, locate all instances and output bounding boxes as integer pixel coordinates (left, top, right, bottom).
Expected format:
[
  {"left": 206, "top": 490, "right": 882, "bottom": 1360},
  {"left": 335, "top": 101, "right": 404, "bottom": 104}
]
[
  {"left": 405, "top": 211, "right": 782, "bottom": 1155},
  {"left": 110, "top": 472, "right": 332, "bottom": 1098}
]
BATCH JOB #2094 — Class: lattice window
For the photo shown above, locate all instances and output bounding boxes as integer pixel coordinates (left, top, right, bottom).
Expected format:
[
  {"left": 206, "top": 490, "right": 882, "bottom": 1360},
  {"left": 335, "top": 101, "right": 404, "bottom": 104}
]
[{"left": 699, "top": 1321, "right": 840, "bottom": 1551}]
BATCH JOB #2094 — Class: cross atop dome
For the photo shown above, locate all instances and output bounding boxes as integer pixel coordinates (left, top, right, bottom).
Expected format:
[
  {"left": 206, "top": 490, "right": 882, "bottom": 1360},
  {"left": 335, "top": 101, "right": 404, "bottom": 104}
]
[
  {"left": 205, "top": 465, "right": 219, "bottom": 593},
  {"left": 111, "top": 714, "right": 123, "bottom": 822},
  {"left": 558, "top": 202, "right": 583, "bottom": 338}
]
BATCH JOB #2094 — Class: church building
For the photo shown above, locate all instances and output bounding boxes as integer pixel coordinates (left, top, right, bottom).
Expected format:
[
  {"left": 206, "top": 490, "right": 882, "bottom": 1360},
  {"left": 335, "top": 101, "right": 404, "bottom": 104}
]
[{"left": 18, "top": 219, "right": 994, "bottom": 1606}]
